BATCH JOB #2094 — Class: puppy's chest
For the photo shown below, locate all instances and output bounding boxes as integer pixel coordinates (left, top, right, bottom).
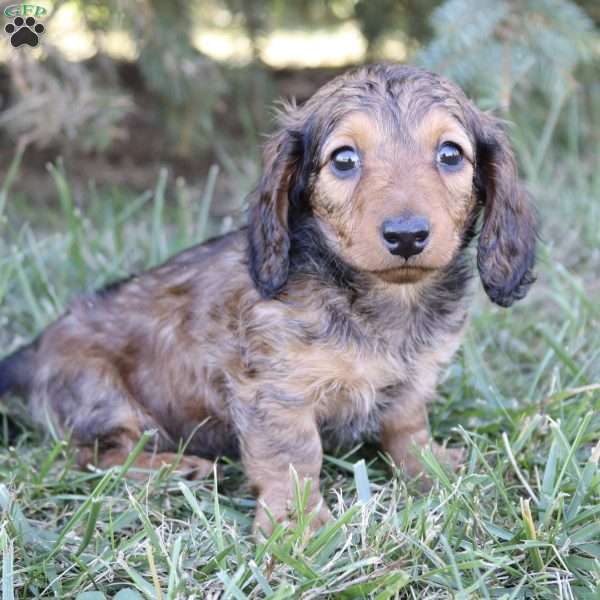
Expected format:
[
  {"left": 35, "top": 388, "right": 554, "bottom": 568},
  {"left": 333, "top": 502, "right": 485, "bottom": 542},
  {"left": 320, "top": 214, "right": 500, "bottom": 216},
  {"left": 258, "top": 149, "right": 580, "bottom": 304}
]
[
  {"left": 284, "top": 314, "right": 462, "bottom": 444},
  {"left": 308, "top": 345, "right": 403, "bottom": 444},
  {"left": 285, "top": 327, "right": 410, "bottom": 415}
]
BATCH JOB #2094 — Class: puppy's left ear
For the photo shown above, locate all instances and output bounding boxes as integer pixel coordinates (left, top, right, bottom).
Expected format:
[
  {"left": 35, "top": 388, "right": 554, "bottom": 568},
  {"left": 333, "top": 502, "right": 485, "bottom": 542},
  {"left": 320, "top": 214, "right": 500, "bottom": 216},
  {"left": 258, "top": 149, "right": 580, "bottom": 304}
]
[{"left": 473, "top": 114, "right": 537, "bottom": 307}]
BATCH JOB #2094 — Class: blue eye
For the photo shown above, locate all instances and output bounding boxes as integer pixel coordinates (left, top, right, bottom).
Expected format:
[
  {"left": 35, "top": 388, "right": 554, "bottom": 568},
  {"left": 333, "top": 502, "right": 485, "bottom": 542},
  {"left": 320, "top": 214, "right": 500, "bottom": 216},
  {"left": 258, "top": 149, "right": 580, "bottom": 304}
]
[
  {"left": 437, "top": 142, "right": 463, "bottom": 170},
  {"left": 331, "top": 146, "right": 359, "bottom": 176}
]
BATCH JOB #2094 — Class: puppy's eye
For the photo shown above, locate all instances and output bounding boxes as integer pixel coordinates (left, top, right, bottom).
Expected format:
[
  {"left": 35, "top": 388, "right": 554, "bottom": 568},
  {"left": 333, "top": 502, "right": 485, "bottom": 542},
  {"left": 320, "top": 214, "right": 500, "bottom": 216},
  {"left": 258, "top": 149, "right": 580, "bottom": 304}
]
[
  {"left": 437, "top": 142, "right": 463, "bottom": 169},
  {"left": 331, "top": 146, "right": 359, "bottom": 175}
]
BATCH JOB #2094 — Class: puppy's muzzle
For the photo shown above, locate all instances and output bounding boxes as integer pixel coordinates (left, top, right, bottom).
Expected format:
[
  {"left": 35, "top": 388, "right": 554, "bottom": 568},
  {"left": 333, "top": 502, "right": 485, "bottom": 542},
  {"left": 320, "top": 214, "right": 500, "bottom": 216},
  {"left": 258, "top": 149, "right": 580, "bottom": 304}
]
[{"left": 381, "top": 216, "right": 430, "bottom": 259}]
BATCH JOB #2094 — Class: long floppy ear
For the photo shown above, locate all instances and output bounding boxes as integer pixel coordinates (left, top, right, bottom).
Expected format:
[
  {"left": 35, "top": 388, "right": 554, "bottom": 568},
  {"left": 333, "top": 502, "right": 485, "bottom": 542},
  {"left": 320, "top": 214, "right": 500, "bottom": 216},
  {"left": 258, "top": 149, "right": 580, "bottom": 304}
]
[
  {"left": 247, "top": 127, "right": 301, "bottom": 298},
  {"left": 474, "top": 114, "right": 537, "bottom": 307}
]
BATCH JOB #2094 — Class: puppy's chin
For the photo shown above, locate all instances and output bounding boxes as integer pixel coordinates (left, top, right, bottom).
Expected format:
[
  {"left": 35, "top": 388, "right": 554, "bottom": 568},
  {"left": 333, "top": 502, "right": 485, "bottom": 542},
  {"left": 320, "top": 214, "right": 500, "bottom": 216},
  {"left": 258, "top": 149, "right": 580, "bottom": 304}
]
[{"left": 370, "top": 266, "right": 436, "bottom": 285}]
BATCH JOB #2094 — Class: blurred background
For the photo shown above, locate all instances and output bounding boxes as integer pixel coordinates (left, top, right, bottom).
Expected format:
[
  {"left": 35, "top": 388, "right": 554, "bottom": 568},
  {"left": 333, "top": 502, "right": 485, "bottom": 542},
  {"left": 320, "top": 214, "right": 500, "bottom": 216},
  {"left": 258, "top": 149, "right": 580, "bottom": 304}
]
[{"left": 1, "top": 0, "right": 598, "bottom": 210}]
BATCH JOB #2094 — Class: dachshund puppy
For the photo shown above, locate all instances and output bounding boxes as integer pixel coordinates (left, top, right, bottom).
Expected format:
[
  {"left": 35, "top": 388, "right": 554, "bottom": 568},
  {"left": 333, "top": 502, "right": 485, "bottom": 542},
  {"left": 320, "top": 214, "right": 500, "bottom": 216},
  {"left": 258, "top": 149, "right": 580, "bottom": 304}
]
[{"left": 0, "top": 64, "right": 536, "bottom": 535}]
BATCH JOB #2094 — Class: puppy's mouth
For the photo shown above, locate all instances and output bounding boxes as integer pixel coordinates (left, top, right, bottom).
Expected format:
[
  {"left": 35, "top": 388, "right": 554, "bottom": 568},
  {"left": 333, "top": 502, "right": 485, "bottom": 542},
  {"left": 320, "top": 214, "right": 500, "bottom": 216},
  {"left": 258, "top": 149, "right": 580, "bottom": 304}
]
[{"left": 370, "top": 265, "right": 436, "bottom": 284}]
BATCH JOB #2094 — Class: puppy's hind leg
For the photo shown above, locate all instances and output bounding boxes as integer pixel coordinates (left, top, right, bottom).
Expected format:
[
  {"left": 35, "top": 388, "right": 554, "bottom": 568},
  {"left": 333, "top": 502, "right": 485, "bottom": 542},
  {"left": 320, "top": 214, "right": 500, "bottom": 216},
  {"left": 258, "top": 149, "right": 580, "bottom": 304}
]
[
  {"left": 34, "top": 363, "right": 215, "bottom": 480},
  {"left": 77, "top": 446, "right": 217, "bottom": 480}
]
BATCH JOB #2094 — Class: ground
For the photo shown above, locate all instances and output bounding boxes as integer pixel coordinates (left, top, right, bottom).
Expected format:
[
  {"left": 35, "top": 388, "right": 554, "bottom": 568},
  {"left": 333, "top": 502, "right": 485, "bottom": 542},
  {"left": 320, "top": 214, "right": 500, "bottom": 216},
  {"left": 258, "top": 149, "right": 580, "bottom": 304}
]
[{"left": 0, "top": 140, "right": 599, "bottom": 598}]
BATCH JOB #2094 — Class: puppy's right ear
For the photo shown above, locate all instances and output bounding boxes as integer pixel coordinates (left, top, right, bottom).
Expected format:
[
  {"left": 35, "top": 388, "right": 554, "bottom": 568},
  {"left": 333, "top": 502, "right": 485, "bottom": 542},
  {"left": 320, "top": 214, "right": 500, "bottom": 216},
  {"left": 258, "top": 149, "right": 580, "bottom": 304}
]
[{"left": 248, "top": 128, "right": 301, "bottom": 298}]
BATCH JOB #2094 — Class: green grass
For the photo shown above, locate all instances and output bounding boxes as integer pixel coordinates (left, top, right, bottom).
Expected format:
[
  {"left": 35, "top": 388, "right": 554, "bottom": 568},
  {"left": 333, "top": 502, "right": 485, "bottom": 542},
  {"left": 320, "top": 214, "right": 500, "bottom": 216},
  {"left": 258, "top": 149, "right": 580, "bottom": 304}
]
[{"left": 0, "top": 141, "right": 599, "bottom": 599}]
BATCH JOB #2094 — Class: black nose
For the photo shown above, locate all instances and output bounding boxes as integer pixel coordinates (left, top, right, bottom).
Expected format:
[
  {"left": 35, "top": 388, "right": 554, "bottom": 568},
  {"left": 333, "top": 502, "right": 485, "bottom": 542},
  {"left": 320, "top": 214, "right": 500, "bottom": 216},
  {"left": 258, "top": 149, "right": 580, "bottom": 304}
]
[{"left": 381, "top": 216, "right": 430, "bottom": 259}]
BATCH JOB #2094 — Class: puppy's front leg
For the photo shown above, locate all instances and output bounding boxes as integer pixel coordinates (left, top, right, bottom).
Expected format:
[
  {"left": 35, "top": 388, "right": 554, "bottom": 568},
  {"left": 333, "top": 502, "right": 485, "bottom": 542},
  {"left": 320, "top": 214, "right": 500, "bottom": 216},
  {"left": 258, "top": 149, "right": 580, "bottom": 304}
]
[
  {"left": 238, "top": 401, "right": 331, "bottom": 537},
  {"left": 379, "top": 388, "right": 464, "bottom": 482}
]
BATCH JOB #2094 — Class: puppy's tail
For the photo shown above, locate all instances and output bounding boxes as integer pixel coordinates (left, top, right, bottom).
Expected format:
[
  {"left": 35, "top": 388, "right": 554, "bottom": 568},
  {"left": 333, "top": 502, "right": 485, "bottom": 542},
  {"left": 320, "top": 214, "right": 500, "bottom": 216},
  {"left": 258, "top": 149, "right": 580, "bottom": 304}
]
[{"left": 0, "top": 343, "right": 36, "bottom": 397}]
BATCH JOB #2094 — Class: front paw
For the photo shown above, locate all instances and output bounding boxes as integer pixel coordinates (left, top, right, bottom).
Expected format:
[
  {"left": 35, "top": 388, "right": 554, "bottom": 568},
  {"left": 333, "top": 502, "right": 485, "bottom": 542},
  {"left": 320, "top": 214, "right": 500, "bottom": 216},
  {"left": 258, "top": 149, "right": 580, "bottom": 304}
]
[
  {"left": 390, "top": 441, "right": 465, "bottom": 486},
  {"left": 252, "top": 489, "right": 332, "bottom": 539},
  {"left": 432, "top": 443, "right": 465, "bottom": 472}
]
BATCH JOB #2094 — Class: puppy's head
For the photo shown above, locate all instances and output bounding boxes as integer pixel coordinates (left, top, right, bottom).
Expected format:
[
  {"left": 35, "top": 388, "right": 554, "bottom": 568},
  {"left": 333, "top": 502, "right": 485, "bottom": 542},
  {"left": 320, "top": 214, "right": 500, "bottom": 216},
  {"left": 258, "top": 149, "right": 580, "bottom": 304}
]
[{"left": 248, "top": 64, "right": 536, "bottom": 306}]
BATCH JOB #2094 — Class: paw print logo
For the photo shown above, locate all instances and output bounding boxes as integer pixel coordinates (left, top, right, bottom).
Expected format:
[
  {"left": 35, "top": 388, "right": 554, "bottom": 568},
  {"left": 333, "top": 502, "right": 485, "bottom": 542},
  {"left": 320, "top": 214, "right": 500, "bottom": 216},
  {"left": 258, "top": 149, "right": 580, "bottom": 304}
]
[{"left": 5, "top": 16, "right": 45, "bottom": 48}]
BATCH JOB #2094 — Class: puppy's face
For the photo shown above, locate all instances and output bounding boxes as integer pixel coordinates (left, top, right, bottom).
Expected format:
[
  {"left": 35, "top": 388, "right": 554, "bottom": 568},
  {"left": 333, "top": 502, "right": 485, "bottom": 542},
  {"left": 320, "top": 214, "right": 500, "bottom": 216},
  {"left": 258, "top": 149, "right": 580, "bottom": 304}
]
[
  {"left": 249, "top": 65, "right": 537, "bottom": 306},
  {"left": 313, "top": 107, "right": 476, "bottom": 284}
]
